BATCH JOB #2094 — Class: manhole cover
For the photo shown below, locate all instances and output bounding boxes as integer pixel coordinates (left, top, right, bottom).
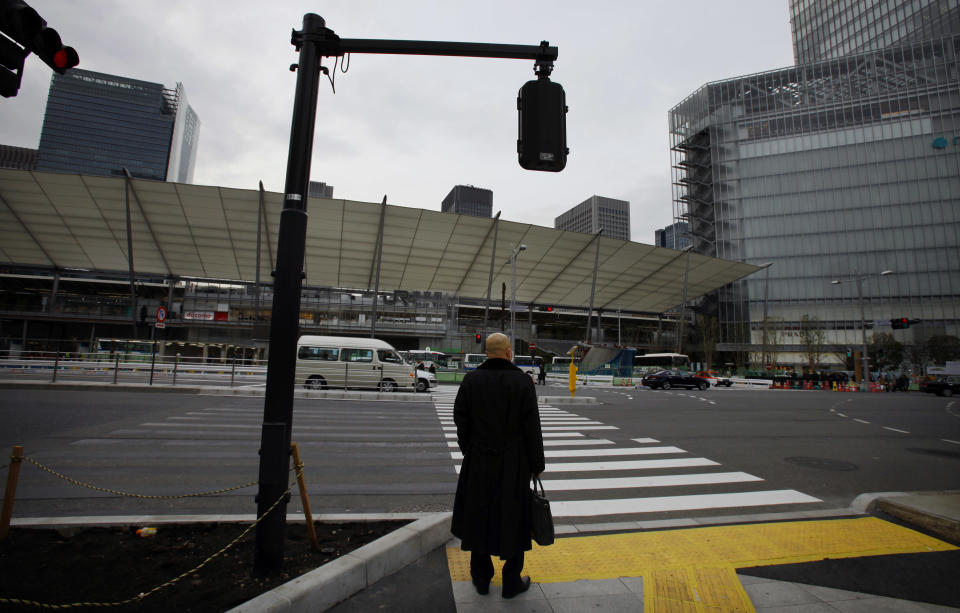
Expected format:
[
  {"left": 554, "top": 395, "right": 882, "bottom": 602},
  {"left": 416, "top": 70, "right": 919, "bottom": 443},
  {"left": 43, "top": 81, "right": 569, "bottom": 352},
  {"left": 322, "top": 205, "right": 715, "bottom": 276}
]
[{"left": 784, "top": 456, "right": 859, "bottom": 471}]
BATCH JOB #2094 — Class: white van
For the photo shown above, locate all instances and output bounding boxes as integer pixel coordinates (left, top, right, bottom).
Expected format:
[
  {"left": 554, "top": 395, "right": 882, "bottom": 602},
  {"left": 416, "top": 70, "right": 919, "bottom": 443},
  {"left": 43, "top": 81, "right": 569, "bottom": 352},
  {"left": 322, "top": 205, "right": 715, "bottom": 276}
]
[{"left": 296, "top": 335, "right": 423, "bottom": 392}]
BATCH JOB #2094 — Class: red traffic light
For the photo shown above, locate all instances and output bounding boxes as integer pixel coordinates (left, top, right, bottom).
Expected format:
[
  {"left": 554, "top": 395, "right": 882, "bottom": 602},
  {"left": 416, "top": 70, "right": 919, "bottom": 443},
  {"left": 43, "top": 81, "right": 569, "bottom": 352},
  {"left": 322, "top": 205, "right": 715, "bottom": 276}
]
[
  {"left": 52, "top": 45, "right": 77, "bottom": 70},
  {"left": 475, "top": 333, "right": 482, "bottom": 343},
  {"left": 0, "top": 0, "right": 78, "bottom": 80},
  {"left": 545, "top": 306, "right": 553, "bottom": 312}
]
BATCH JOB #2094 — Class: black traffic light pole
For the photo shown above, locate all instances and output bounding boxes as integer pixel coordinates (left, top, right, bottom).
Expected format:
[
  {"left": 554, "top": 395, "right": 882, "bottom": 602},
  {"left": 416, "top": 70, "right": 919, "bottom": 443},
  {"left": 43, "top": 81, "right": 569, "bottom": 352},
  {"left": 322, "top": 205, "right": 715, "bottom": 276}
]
[
  {"left": 254, "top": 13, "right": 324, "bottom": 576},
  {"left": 254, "top": 13, "right": 560, "bottom": 575}
]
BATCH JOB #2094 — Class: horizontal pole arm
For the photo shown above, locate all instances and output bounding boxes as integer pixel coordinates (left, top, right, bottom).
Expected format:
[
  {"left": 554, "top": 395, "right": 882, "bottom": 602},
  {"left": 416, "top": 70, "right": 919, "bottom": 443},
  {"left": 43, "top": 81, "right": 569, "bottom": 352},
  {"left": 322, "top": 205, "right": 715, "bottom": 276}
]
[{"left": 330, "top": 38, "right": 557, "bottom": 61}]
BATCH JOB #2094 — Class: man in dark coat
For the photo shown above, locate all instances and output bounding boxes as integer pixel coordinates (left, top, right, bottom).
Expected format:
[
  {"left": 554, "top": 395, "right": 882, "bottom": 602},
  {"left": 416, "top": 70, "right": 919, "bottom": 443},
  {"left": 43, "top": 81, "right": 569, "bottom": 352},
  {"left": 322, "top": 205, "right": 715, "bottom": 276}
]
[{"left": 452, "top": 332, "right": 546, "bottom": 599}]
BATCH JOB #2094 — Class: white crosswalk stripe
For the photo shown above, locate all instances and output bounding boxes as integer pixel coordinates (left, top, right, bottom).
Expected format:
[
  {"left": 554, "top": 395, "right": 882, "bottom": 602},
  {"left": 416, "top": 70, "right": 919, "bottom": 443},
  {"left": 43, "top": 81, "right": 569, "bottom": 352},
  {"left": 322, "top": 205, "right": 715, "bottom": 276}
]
[{"left": 432, "top": 385, "right": 822, "bottom": 521}]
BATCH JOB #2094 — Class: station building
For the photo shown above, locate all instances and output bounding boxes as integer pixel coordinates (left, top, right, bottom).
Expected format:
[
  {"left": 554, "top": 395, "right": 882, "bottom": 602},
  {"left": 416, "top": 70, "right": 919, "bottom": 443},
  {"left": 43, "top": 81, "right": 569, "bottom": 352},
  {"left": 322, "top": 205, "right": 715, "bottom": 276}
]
[{"left": 0, "top": 170, "right": 757, "bottom": 365}]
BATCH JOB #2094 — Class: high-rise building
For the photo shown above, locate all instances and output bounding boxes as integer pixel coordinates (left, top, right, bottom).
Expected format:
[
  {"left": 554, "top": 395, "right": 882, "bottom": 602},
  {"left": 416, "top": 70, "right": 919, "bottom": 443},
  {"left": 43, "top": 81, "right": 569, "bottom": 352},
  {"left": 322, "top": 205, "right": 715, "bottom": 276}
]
[
  {"left": 655, "top": 222, "right": 690, "bottom": 250},
  {"left": 36, "top": 69, "right": 200, "bottom": 182},
  {"left": 790, "top": 0, "right": 960, "bottom": 64},
  {"left": 309, "top": 181, "right": 334, "bottom": 198},
  {"left": 670, "top": 2, "right": 959, "bottom": 366},
  {"left": 441, "top": 185, "right": 492, "bottom": 218},
  {"left": 0, "top": 145, "right": 38, "bottom": 170},
  {"left": 555, "top": 196, "right": 630, "bottom": 241}
]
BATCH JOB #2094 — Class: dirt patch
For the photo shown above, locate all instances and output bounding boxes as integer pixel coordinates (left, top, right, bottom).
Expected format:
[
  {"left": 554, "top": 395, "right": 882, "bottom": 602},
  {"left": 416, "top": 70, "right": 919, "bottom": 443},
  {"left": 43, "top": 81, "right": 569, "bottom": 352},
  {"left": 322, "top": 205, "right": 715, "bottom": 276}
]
[{"left": 0, "top": 520, "right": 407, "bottom": 611}]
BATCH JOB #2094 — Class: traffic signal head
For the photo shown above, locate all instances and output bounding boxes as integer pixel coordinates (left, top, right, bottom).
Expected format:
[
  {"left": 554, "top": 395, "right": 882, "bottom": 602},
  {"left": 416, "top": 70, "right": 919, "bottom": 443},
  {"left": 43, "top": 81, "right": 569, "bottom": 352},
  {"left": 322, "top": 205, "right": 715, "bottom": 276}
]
[
  {"left": 0, "top": 29, "right": 25, "bottom": 97},
  {"left": 890, "top": 317, "right": 909, "bottom": 329},
  {"left": 475, "top": 333, "right": 482, "bottom": 344},
  {"left": 0, "top": 0, "right": 78, "bottom": 97},
  {"left": 517, "top": 75, "right": 568, "bottom": 172}
]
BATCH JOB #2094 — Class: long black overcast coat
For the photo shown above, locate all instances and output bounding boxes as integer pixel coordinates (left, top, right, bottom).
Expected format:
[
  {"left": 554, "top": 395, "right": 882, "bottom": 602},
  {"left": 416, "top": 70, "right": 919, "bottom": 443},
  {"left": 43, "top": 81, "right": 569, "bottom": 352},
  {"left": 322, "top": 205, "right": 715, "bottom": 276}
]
[{"left": 451, "top": 358, "right": 546, "bottom": 559}]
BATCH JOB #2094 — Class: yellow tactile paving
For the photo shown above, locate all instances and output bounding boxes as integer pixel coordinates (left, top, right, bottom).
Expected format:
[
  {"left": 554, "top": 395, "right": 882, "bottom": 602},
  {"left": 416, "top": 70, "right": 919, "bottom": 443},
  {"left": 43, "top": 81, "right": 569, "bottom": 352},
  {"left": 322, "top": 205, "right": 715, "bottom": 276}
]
[{"left": 446, "top": 517, "right": 957, "bottom": 611}]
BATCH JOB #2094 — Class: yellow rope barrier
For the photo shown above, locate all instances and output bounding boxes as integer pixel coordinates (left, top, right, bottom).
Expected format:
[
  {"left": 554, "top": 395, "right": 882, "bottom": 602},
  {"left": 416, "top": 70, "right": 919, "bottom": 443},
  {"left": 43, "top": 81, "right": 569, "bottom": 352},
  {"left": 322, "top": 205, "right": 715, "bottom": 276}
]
[{"left": 22, "top": 456, "right": 258, "bottom": 499}]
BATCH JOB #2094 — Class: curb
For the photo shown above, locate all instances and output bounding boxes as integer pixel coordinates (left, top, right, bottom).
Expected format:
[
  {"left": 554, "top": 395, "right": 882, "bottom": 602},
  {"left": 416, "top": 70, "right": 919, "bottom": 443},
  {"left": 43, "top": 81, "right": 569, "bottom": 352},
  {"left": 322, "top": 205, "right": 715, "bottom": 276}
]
[
  {"left": 1, "top": 381, "right": 597, "bottom": 404},
  {"left": 227, "top": 512, "right": 452, "bottom": 612},
  {"left": 0, "top": 381, "right": 431, "bottom": 402},
  {"left": 538, "top": 395, "right": 598, "bottom": 404},
  {"left": 869, "top": 491, "right": 960, "bottom": 543}
]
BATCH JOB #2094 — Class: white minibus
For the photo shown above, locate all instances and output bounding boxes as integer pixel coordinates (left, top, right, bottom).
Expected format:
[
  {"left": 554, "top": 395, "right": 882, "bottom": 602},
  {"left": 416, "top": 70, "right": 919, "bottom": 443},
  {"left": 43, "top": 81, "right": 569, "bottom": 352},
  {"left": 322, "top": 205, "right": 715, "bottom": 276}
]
[{"left": 296, "top": 335, "right": 419, "bottom": 392}]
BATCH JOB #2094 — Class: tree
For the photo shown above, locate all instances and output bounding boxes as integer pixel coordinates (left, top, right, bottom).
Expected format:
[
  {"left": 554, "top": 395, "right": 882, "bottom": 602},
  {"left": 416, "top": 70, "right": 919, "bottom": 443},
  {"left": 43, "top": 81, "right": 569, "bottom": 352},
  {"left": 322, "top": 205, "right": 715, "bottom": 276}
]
[
  {"left": 799, "top": 314, "right": 826, "bottom": 373},
  {"left": 926, "top": 335, "right": 960, "bottom": 364},
  {"left": 904, "top": 342, "right": 930, "bottom": 372},
  {"left": 695, "top": 314, "right": 719, "bottom": 369},
  {"left": 759, "top": 317, "right": 782, "bottom": 371},
  {"left": 869, "top": 332, "right": 904, "bottom": 372}
]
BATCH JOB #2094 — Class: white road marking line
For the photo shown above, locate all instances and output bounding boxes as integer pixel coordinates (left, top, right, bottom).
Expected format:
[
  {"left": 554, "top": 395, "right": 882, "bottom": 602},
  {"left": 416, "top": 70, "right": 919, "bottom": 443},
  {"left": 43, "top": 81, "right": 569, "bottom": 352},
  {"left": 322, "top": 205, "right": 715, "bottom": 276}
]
[
  {"left": 837, "top": 413, "right": 847, "bottom": 417},
  {"left": 446, "top": 432, "right": 584, "bottom": 439},
  {"left": 447, "top": 439, "right": 615, "bottom": 448},
  {"left": 455, "top": 457, "right": 718, "bottom": 474},
  {"left": 551, "top": 490, "right": 822, "bottom": 517},
  {"left": 449, "top": 446, "right": 686, "bottom": 460},
  {"left": 883, "top": 427, "right": 910, "bottom": 434},
  {"left": 854, "top": 418, "right": 871, "bottom": 424},
  {"left": 942, "top": 439, "right": 960, "bottom": 445},
  {"left": 441, "top": 425, "right": 617, "bottom": 432},
  {"left": 541, "top": 472, "right": 764, "bottom": 491}
]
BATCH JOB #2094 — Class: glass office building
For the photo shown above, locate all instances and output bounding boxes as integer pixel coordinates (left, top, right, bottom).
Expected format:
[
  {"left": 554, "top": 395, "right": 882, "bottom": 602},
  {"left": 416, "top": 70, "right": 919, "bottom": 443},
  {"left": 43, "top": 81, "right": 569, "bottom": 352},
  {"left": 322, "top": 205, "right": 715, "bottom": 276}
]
[
  {"left": 669, "top": 33, "right": 960, "bottom": 366},
  {"left": 790, "top": 0, "right": 960, "bottom": 64},
  {"left": 441, "top": 185, "right": 493, "bottom": 218},
  {"left": 36, "top": 69, "right": 199, "bottom": 182},
  {"left": 655, "top": 222, "right": 690, "bottom": 250}
]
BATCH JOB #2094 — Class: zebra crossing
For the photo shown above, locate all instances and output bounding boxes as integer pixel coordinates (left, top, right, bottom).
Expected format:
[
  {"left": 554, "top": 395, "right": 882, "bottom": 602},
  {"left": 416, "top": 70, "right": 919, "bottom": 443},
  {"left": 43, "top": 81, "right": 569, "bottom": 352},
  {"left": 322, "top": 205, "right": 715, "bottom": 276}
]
[
  {"left": 21, "top": 390, "right": 822, "bottom": 520},
  {"left": 431, "top": 387, "right": 822, "bottom": 521},
  {"left": 20, "top": 396, "right": 457, "bottom": 517}
]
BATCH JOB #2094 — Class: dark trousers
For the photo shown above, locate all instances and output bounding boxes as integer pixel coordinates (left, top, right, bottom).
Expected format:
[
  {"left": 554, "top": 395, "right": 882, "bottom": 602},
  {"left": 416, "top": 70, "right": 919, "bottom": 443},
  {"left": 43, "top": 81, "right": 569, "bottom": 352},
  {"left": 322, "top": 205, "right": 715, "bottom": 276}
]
[{"left": 471, "top": 550, "right": 525, "bottom": 588}]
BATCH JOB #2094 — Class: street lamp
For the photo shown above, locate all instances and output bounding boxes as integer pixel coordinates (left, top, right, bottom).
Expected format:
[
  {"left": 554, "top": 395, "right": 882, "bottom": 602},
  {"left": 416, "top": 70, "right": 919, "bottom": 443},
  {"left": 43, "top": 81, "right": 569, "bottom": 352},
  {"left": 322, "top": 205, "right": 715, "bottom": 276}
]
[
  {"left": 831, "top": 270, "right": 894, "bottom": 384},
  {"left": 510, "top": 244, "right": 527, "bottom": 354}
]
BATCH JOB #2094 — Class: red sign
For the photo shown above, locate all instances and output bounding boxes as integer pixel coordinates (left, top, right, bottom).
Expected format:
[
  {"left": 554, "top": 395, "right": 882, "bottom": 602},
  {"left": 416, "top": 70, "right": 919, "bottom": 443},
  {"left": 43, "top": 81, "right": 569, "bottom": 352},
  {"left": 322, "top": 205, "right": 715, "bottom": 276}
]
[
  {"left": 156, "top": 306, "right": 167, "bottom": 323},
  {"left": 529, "top": 343, "right": 537, "bottom": 350}
]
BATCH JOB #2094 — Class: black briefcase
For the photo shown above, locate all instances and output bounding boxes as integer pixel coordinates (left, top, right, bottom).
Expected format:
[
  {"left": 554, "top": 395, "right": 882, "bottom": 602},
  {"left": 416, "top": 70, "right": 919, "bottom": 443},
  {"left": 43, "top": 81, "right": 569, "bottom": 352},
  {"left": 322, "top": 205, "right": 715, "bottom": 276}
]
[{"left": 530, "top": 475, "right": 554, "bottom": 546}]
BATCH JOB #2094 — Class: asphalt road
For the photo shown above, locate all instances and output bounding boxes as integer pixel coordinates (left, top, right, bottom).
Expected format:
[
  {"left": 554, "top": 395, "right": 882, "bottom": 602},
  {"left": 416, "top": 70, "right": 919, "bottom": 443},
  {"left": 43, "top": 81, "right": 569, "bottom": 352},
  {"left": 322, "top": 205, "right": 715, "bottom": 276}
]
[
  {"left": 3, "top": 384, "right": 959, "bottom": 524},
  {"left": 574, "top": 385, "right": 960, "bottom": 511}
]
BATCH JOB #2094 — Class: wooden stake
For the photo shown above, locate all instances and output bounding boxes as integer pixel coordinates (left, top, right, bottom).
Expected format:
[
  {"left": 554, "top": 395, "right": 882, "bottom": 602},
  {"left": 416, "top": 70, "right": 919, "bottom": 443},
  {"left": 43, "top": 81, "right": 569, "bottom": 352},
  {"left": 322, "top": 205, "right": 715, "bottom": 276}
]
[
  {"left": 0, "top": 446, "right": 25, "bottom": 540},
  {"left": 291, "top": 442, "right": 320, "bottom": 552}
]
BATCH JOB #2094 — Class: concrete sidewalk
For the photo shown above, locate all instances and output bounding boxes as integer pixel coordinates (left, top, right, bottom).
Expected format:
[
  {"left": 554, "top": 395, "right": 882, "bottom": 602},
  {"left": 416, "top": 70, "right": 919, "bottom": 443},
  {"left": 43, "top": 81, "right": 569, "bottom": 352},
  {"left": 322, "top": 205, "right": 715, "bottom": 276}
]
[
  {"left": 327, "top": 490, "right": 960, "bottom": 612},
  {"left": 443, "top": 498, "right": 960, "bottom": 612},
  {"left": 8, "top": 491, "right": 959, "bottom": 611}
]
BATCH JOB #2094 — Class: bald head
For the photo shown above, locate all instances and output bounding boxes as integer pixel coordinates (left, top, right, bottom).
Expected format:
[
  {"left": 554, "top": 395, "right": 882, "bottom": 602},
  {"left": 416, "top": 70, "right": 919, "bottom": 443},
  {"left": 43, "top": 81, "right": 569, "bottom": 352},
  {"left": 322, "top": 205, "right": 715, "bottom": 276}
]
[{"left": 485, "top": 333, "right": 513, "bottom": 360}]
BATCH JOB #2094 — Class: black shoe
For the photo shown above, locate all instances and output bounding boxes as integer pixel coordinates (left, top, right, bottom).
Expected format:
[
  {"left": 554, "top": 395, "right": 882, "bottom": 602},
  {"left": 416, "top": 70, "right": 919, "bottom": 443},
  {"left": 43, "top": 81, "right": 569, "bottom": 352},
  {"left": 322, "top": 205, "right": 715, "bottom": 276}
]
[
  {"left": 502, "top": 576, "right": 531, "bottom": 599},
  {"left": 472, "top": 578, "right": 490, "bottom": 595}
]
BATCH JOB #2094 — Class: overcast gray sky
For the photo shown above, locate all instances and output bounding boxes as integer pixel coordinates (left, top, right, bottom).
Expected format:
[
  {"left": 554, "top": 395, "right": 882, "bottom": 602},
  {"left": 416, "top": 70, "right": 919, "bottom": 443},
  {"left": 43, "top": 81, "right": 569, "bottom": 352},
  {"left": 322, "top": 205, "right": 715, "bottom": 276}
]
[{"left": 1, "top": 1, "right": 794, "bottom": 245}]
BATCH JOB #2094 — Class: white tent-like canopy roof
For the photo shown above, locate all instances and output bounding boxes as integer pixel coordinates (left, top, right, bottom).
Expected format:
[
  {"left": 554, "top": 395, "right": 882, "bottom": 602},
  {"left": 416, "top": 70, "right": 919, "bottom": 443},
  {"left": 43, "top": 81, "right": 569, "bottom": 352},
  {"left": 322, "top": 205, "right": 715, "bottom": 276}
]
[{"left": 0, "top": 170, "right": 761, "bottom": 313}]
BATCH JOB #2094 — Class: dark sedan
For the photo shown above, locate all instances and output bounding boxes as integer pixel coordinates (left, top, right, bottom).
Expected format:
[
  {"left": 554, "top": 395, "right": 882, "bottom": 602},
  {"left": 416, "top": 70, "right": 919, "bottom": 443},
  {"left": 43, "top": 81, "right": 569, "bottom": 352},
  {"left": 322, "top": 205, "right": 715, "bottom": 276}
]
[
  {"left": 641, "top": 370, "right": 710, "bottom": 391},
  {"left": 920, "top": 375, "right": 960, "bottom": 397}
]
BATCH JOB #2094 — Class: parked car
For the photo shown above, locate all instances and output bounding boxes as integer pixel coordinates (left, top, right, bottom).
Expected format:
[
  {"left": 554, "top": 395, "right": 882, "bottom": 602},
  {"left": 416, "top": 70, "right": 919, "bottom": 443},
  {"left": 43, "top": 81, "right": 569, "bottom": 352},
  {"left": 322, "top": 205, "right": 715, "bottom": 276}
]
[
  {"left": 920, "top": 375, "right": 960, "bottom": 397},
  {"left": 696, "top": 370, "right": 733, "bottom": 387},
  {"left": 641, "top": 370, "right": 710, "bottom": 391}
]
